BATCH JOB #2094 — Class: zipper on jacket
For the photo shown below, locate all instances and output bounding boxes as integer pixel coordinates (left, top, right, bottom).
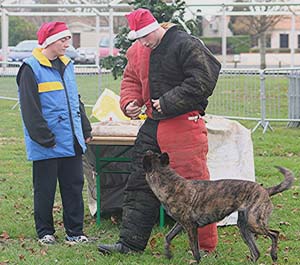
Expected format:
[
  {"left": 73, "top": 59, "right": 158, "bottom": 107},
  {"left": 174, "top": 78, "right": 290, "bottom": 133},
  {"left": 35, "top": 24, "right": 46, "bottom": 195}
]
[{"left": 52, "top": 60, "right": 77, "bottom": 150}]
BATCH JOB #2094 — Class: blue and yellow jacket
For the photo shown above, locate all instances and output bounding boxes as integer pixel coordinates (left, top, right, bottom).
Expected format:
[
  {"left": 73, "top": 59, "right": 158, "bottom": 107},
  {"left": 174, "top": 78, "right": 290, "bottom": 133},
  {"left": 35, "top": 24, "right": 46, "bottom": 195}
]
[{"left": 18, "top": 48, "right": 87, "bottom": 161}]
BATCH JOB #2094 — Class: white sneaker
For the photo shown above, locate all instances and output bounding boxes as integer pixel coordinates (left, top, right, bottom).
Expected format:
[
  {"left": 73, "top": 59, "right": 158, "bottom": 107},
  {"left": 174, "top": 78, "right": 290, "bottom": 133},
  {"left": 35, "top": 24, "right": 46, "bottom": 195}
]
[
  {"left": 65, "top": 235, "right": 88, "bottom": 245},
  {"left": 38, "top": 234, "right": 56, "bottom": 245}
]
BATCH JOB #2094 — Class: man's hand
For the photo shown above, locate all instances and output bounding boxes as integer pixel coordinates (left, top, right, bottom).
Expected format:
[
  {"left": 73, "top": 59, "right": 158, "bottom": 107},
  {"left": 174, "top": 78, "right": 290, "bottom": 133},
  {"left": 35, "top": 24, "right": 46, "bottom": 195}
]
[
  {"left": 125, "top": 100, "right": 141, "bottom": 119},
  {"left": 152, "top": 99, "right": 162, "bottom": 113},
  {"left": 85, "top": 137, "right": 93, "bottom": 144}
]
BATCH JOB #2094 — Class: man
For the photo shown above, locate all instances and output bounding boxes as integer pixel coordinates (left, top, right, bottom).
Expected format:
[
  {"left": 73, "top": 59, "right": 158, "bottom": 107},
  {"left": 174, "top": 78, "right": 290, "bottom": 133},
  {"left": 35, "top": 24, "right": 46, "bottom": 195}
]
[
  {"left": 17, "top": 21, "right": 92, "bottom": 245},
  {"left": 98, "top": 9, "right": 221, "bottom": 255}
]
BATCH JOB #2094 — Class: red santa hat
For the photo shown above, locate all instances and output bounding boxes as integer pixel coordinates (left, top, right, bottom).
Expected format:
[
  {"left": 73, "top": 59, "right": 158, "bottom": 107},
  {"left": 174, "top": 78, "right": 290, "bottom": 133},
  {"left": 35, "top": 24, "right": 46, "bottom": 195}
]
[
  {"left": 125, "top": 8, "right": 160, "bottom": 40},
  {"left": 37, "top": 21, "right": 72, "bottom": 48}
]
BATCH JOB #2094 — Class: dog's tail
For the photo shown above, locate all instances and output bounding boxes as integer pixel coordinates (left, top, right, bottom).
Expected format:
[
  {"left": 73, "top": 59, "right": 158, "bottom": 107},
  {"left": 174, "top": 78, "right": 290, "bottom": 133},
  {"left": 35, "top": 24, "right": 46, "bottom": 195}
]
[{"left": 267, "top": 166, "right": 295, "bottom": 196}]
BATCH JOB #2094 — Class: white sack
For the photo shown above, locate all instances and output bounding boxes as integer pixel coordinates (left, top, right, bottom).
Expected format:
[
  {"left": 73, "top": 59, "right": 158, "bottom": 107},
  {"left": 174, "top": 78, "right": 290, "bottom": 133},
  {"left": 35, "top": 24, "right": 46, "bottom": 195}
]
[{"left": 205, "top": 115, "right": 255, "bottom": 225}]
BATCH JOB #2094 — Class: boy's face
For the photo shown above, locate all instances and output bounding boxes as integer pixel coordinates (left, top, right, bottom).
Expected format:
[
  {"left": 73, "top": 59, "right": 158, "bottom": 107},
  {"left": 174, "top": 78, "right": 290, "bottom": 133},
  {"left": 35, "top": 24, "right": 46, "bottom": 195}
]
[
  {"left": 138, "top": 30, "right": 160, "bottom": 50},
  {"left": 47, "top": 36, "right": 71, "bottom": 57}
]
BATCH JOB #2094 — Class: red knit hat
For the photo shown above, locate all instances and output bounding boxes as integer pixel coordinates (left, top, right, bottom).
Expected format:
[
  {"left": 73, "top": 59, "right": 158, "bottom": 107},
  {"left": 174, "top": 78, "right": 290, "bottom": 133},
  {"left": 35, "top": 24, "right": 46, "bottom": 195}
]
[
  {"left": 37, "top": 21, "right": 71, "bottom": 48},
  {"left": 125, "top": 8, "right": 160, "bottom": 40}
]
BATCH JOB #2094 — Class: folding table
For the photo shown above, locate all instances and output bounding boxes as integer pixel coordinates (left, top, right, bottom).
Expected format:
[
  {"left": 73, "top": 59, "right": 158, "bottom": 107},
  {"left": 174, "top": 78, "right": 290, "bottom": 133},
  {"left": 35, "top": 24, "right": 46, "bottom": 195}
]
[{"left": 89, "top": 136, "right": 165, "bottom": 228}]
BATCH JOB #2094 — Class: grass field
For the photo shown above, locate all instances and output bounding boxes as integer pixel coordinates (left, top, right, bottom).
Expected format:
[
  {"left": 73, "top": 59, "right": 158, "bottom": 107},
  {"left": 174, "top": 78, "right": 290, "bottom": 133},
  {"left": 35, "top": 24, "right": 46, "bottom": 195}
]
[{"left": 0, "top": 96, "right": 299, "bottom": 264}]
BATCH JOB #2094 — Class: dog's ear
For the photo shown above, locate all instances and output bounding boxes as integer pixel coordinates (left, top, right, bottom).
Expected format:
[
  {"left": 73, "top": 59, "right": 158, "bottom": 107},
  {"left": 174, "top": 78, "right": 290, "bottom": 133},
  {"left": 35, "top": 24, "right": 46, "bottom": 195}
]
[
  {"left": 143, "top": 153, "right": 153, "bottom": 173},
  {"left": 160, "top": 152, "right": 169, "bottom": 167}
]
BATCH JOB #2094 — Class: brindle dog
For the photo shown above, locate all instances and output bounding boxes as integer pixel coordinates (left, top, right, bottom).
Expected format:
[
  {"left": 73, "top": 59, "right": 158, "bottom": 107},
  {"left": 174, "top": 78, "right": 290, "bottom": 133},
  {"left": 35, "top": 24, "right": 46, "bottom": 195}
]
[{"left": 142, "top": 150, "right": 294, "bottom": 263}]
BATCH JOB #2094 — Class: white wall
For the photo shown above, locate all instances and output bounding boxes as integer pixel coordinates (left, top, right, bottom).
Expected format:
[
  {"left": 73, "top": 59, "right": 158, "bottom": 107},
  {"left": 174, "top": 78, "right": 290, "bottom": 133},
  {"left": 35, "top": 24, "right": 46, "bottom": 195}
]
[{"left": 219, "top": 53, "right": 300, "bottom": 68}]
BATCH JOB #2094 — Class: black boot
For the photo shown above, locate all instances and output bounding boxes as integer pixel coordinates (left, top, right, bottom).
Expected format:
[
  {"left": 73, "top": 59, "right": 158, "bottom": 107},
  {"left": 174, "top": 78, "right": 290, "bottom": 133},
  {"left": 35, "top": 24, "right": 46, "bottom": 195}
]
[{"left": 98, "top": 242, "right": 137, "bottom": 255}]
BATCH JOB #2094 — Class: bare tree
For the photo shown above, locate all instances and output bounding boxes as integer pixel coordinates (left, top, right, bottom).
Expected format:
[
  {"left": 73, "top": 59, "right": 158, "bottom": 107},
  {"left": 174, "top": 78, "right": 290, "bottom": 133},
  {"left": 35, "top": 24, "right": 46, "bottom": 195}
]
[{"left": 230, "top": 0, "right": 286, "bottom": 69}]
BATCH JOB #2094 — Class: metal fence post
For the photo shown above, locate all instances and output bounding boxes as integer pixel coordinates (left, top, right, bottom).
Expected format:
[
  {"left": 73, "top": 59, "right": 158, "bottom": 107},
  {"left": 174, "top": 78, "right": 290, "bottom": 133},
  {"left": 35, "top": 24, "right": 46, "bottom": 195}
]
[
  {"left": 287, "top": 70, "right": 300, "bottom": 127},
  {"left": 252, "top": 70, "right": 273, "bottom": 133}
]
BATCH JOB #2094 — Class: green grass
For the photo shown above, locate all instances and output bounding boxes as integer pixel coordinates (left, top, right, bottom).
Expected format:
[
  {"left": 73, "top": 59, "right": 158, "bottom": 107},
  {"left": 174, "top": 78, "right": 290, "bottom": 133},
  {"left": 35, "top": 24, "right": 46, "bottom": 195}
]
[{"left": 0, "top": 98, "right": 299, "bottom": 264}]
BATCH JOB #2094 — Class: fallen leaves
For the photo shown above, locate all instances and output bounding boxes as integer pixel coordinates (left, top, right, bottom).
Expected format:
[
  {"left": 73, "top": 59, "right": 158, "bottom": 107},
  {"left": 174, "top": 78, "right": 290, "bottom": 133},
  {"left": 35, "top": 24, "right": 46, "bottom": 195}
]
[
  {"left": 110, "top": 215, "right": 118, "bottom": 225},
  {"left": 19, "top": 254, "right": 25, "bottom": 261},
  {"left": 284, "top": 246, "right": 291, "bottom": 254},
  {"left": 279, "top": 221, "right": 291, "bottom": 226},
  {"left": 53, "top": 204, "right": 62, "bottom": 214},
  {"left": 151, "top": 251, "right": 162, "bottom": 258},
  {"left": 0, "top": 231, "right": 10, "bottom": 240},
  {"left": 149, "top": 232, "right": 164, "bottom": 251},
  {"left": 279, "top": 233, "right": 288, "bottom": 241},
  {"left": 40, "top": 248, "right": 48, "bottom": 256}
]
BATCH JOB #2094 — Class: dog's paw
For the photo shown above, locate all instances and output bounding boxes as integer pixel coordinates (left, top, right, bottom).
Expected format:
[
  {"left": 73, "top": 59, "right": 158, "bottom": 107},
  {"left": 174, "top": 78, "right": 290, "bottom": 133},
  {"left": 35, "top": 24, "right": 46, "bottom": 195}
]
[
  {"left": 165, "top": 250, "right": 173, "bottom": 260},
  {"left": 164, "top": 243, "right": 173, "bottom": 260}
]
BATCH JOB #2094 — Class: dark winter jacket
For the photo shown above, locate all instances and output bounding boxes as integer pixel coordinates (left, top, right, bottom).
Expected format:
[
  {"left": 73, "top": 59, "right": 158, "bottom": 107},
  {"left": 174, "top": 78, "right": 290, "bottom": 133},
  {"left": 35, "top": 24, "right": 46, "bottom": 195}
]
[{"left": 149, "top": 26, "right": 221, "bottom": 120}]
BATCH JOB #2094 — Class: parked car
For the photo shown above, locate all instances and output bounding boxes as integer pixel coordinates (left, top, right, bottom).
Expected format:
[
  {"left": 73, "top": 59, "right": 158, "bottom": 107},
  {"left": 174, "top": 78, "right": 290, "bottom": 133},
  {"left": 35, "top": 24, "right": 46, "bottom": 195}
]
[
  {"left": 74, "top": 47, "right": 97, "bottom": 64},
  {"left": 65, "top": 45, "right": 79, "bottom": 62},
  {"left": 99, "top": 37, "right": 119, "bottom": 58},
  {"left": 8, "top": 40, "right": 37, "bottom": 62},
  {"left": 0, "top": 46, "right": 14, "bottom": 61},
  {"left": 8, "top": 40, "right": 79, "bottom": 62}
]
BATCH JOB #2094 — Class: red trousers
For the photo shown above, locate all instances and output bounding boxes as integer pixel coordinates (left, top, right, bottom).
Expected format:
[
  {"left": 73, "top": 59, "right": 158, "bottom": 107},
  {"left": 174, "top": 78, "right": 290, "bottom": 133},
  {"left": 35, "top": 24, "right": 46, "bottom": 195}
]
[{"left": 157, "top": 112, "right": 218, "bottom": 252}]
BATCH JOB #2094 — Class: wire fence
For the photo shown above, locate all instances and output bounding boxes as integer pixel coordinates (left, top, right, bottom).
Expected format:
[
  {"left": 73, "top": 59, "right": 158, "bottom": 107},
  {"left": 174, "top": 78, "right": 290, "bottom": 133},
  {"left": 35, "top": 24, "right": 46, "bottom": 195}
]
[
  {"left": 1, "top": 62, "right": 300, "bottom": 132},
  {"left": 207, "top": 68, "right": 300, "bottom": 132}
]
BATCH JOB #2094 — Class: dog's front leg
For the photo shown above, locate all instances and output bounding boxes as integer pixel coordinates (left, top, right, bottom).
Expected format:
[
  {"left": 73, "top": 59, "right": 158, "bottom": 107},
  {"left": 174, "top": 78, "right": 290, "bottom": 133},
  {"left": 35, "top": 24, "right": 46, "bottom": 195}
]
[
  {"left": 184, "top": 222, "right": 201, "bottom": 263},
  {"left": 165, "top": 222, "right": 184, "bottom": 259}
]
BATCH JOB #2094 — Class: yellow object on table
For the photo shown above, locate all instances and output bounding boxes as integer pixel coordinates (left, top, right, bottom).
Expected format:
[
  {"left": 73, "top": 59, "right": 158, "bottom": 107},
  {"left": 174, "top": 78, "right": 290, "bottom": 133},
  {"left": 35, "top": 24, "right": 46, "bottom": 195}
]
[{"left": 91, "top": 88, "right": 130, "bottom": 121}]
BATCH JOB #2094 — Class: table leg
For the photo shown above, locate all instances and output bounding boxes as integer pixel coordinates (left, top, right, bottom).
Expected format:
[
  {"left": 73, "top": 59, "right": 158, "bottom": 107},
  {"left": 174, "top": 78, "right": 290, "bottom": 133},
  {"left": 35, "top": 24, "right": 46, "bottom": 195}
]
[
  {"left": 96, "top": 146, "right": 101, "bottom": 225},
  {"left": 159, "top": 205, "right": 165, "bottom": 228}
]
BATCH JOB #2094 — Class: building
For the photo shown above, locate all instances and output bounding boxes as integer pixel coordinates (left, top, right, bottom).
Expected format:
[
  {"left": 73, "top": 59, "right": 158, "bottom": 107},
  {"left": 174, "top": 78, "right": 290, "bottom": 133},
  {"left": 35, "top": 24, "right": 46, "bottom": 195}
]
[
  {"left": 269, "top": 16, "right": 300, "bottom": 50},
  {"left": 202, "top": 15, "right": 232, "bottom": 38}
]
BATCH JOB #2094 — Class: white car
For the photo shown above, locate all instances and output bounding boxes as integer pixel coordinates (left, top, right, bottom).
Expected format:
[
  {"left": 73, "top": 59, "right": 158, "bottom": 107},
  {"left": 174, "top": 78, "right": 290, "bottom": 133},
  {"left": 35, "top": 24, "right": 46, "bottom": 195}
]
[
  {"left": 75, "top": 47, "right": 97, "bottom": 64},
  {"left": 8, "top": 40, "right": 79, "bottom": 62}
]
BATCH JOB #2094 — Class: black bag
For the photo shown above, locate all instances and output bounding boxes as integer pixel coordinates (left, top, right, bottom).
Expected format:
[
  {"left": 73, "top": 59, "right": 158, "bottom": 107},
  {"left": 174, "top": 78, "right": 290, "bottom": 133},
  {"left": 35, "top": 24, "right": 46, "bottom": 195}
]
[{"left": 83, "top": 144, "right": 133, "bottom": 216}]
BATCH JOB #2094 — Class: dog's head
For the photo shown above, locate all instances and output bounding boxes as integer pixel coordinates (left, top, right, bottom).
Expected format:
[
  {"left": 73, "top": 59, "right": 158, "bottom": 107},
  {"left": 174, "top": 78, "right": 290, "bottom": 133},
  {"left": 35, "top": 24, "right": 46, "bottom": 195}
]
[{"left": 143, "top": 150, "right": 170, "bottom": 173}]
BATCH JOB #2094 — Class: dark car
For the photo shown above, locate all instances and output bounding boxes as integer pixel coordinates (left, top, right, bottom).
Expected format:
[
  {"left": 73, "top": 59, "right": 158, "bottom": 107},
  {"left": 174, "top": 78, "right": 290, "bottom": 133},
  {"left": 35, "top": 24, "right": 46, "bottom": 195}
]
[{"left": 8, "top": 40, "right": 79, "bottom": 62}]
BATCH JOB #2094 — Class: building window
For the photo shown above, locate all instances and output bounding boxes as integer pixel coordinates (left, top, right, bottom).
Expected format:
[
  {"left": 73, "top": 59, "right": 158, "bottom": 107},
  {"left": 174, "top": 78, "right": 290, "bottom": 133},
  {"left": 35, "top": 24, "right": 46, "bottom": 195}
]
[
  {"left": 266, "top": 34, "right": 271, "bottom": 48},
  {"left": 280, "top": 34, "right": 289, "bottom": 48},
  {"left": 72, "top": 33, "right": 80, "bottom": 49}
]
